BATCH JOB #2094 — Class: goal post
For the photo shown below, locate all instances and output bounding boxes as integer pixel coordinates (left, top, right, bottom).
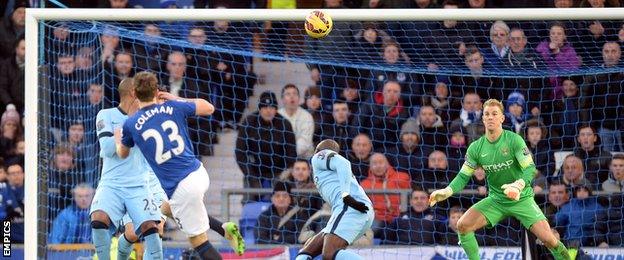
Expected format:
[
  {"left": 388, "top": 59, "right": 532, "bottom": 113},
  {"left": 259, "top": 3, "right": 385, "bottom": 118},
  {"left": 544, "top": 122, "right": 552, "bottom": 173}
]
[{"left": 24, "top": 7, "right": 624, "bottom": 260}]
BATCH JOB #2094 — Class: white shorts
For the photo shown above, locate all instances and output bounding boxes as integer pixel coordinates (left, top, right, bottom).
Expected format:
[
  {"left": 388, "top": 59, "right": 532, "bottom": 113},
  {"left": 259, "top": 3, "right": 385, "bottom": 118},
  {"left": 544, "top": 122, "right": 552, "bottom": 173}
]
[{"left": 169, "top": 165, "right": 211, "bottom": 237}]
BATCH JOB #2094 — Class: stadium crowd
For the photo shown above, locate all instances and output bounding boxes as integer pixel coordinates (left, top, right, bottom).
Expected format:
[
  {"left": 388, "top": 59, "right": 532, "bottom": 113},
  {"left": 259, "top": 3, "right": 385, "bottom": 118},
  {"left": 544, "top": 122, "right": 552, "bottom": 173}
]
[{"left": 1, "top": 0, "right": 624, "bottom": 253}]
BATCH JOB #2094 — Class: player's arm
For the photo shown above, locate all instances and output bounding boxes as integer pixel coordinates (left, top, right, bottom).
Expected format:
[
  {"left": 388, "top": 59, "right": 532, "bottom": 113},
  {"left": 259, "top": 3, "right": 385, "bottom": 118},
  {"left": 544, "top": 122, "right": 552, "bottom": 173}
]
[
  {"left": 116, "top": 122, "right": 134, "bottom": 159},
  {"left": 329, "top": 155, "right": 369, "bottom": 213},
  {"left": 96, "top": 111, "right": 117, "bottom": 158},
  {"left": 430, "top": 143, "right": 478, "bottom": 206},
  {"left": 501, "top": 134, "right": 537, "bottom": 201},
  {"left": 158, "top": 91, "right": 214, "bottom": 116}
]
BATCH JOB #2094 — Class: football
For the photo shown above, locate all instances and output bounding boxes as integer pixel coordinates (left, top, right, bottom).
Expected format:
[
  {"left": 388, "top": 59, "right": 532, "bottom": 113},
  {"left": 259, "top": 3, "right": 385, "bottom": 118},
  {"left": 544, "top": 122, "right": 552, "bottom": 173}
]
[{"left": 304, "top": 10, "right": 333, "bottom": 39}]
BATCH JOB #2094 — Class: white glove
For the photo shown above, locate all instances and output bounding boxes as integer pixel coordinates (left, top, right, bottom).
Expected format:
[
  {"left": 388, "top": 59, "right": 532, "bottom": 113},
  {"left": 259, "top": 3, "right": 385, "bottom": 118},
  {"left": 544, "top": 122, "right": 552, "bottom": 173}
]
[
  {"left": 429, "top": 187, "right": 453, "bottom": 207},
  {"left": 501, "top": 179, "right": 526, "bottom": 201}
]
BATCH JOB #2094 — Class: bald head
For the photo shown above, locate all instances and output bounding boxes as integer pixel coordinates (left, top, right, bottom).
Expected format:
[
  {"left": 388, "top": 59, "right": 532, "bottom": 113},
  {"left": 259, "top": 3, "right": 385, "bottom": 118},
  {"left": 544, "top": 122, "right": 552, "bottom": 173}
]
[
  {"left": 118, "top": 77, "right": 135, "bottom": 98},
  {"left": 316, "top": 139, "right": 340, "bottom": 153}
]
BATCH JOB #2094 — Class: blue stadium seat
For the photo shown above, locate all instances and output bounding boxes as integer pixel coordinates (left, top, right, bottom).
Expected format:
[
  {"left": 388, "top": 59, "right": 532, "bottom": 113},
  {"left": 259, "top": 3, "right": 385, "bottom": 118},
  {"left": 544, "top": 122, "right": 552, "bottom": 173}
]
[{"left": 239, "top": 202, "right": 271, "bottom": 245}]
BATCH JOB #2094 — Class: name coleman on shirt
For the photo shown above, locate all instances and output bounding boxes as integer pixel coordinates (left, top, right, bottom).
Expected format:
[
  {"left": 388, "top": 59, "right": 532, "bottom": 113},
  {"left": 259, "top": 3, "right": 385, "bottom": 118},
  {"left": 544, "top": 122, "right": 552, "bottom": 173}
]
[{"left": 135, "top": 106, "right": 174, "bottom": 130}]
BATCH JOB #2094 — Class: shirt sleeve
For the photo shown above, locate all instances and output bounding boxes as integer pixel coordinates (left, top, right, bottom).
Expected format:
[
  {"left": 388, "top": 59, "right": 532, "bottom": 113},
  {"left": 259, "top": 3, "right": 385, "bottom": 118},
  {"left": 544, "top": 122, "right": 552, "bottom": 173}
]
[
  {"left": 514, "top": 134, "right": 537, "bottom": 185},
  {"left": 96, "top": 111, "right": 116, "bottom": 158},
  {"left": 448, "top": 141, "right": 479, "bottom": 193},
  {"left": 329, "top": 154, "right": 354, "bottom": 196},
  {"left": 172, "top": 100, "right": 196, "bottom": 117},
  {"left": 121, "top": 121, "right": 135, "bottom": 148}
]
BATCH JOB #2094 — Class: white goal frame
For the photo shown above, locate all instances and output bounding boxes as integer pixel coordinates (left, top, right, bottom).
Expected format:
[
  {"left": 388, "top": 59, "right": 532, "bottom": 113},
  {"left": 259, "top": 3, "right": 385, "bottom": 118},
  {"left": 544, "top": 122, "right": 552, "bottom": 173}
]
[{"left": 24, "top": 7, "right": 624, "bottom": 260}]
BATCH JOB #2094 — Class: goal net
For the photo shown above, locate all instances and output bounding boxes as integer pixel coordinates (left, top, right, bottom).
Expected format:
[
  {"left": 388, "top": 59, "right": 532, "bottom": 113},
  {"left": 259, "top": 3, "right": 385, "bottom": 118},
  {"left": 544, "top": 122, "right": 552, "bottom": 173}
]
[{"left": 25, "top": 7, "right": 624, "bottom": 259}]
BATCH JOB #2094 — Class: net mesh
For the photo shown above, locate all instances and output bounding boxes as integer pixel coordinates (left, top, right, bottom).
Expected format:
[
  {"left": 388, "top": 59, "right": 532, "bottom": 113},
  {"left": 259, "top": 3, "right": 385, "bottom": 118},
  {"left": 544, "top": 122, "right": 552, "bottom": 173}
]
[{"left": 37, "top": 17, "right": 624, "bottom": 258}]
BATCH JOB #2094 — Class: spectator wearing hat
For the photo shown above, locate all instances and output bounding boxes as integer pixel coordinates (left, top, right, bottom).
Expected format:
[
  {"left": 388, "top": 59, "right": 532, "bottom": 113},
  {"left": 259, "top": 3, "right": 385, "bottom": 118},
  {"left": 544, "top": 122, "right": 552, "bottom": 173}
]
[
  {"left": 0, "top": 0, "right": 26, "bottom": 60},
  {"left": 386, "top": 119, "right": 429, "bottom": 185},
  {"left": 0, "top": 35, "right": 25, "bottom": 116},
  {"left": 278, "top": 84, "right": 315, "bottom": 159},
  {"left": 255, "top": 181, "right": 308, "bottom": 244},
  {"left": 0, "top": 106, "right": 22, "bottom": 161},
  {"left": 236, "top": 91, "right": 296, "bottom": 202},
  {"left": 504, "top": 92, "right": 529, "bottom": 133}
]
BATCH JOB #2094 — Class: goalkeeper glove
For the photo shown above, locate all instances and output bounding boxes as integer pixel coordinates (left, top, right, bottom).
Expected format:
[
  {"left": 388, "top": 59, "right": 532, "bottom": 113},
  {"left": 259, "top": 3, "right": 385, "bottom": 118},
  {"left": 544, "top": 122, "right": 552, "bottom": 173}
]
[
  {"left": 501, "top": 179, "right": 526, "bottom": 201},
  {"left": 429, "top": 187, "right": 453, "bottom": 207},
  {"left": 342, "top": 193, "right": 369, "bottom": 213}
]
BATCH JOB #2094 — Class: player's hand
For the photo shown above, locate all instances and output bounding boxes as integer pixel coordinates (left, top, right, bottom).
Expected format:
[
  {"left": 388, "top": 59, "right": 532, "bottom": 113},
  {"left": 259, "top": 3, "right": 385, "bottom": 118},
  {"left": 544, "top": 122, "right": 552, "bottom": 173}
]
[
  {"left": 501, "top": 179, "right": 526, "bottom": 201},
  {"left": 429, "top": 187, "right": 453, "bottom": 207},
  {"left": 158, "top": 91, "right": 177, "bottom": 101},
  {"left": 343, "top": 195, "right": 368, "bottom": 213}
]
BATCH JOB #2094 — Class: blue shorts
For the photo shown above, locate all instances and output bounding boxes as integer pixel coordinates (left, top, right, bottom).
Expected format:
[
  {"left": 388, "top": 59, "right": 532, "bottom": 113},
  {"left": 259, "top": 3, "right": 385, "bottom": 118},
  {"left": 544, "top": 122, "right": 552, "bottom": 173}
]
[
  {"left": 90, "top": 183, "right": 160, "bottom": 233},
  {"left": 121, "top": 172, "right": 167, "bottom": 227},
  {"left": 321, "top": 203, "right": 374, "bottom": 245}
]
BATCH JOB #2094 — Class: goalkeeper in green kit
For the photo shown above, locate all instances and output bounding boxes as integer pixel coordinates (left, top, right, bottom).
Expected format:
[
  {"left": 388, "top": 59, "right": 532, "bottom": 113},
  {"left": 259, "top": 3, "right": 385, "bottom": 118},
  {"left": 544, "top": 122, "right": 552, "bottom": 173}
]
[{"left": 429, "top": 99, "right": 570, "bottom": 260}]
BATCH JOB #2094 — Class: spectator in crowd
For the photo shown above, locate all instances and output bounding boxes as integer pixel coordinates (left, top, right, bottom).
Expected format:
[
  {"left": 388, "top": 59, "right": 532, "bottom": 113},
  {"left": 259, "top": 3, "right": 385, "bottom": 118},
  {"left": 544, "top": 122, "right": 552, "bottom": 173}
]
[
  {"left": 604, "top": 191, "right": 624, "bottom": 246},
  {"left": 422, "top": 80, "right": 452, "bottom": 123},
  {"left": 504, "top": 92, "right": 529, "bottom": 133},
  {"left": 49, "top": 183, "right": 94, "bottom": 244},
  {"left": 161, "top": 51, "right": 216, "bottom": 156},
  {"left": 0, "top": 162, "right": 6, "bottom": 182},
  {"left": 48, "top": 144, "right": 83, "bottom": 220},
  {"left": 74, "top": 46, "right": 95, "bottom": 73},
  {"left": 447, "top": 124, "right": 468, "bottom": 172},
  {"left": 0, "top": 107, "right": 21, "bottom": 162},
  {"left": 360, "top": 153, "right": 411, "bottom": 235},
  {"left": 536, "top": 22, "right": 581, "bottom": 99},
  {"left": 365, "top": 41, "right": 421, "bottom": 106},
  {"left": 0, "top": 35, "right": 24, "bottom": 115},
  {"left": 103, "top": 51, "right": 134, "bottom": 108},
  {"left": 542, "top": 181, "right": 570, "bottom": 225},
  {"left": 555, "top": 154, "right": 593, "bottom": 191},
  {"left": 255, "top": 181, "right": 307, "bottom": 244},
  {"left": 0, "top": 1, "right": 26, "bottom": 60},
  {"left": 65, "top": 120, "right": 91, "bottom": 171},
  {"left": 347, "top": 133, "right": 373, "bottom": 182},
  {"left": 574, "top": 125, "right": 612, "bottom": 185},
  {"left": 387, "top": 119, "right": 428, "bottom": 184},
  {"left": 316, "top": 100, "right": 356, "bottom": 155},
  {"left": 467, "top": 167, "right": 488, "bottom": 196},
  {"left": 235, "top": 91, "right": 296, "bottom": 201},
  {"left": 449, "top": 46, "right": 503, "bottom": 101},
  {"left": 99, "top": 0, "right": 130, "bottom": 8},
  {"left": 6, "top": 163, "right": 23, "bottom": 243},
  {"left": 555, "top": 185, "right": 608, "bottom": 247},
  {"left": 505, "top": 28, "right": 543, "bottom": 69},
  {"left": 353, "top": 22, "right": 391, "bottom": 61},
  {"left": 482, "top": 21, "right": 511, "bottom": 68},
  {"left": 554, "top": 0, "right": 575, "bottom": 7},
  {"left": 449, "top": 92, "right": 483, "bottom": 143},
  {"left": 580, "top": 41, "right": 624, "bottom": 152},
  {"left": 278, "top": 84, "right": 315, "bottom": 159},
  {"left": 416, "top": 105, "right": 447, "bottom": 150},
  {"left": 277, "top": 160, "right": 322, "bottom": 217},
  {"left": 99, "top": 26, "right": 121, "bottom": 66},
  {"left": 0, "top": 174, "right": 17, "bottom": 223},
  {"left": 49, "top": 52, "right": 79, "bottom": 139},
  {"left": 303, "top": 86, "right": 327, "bottom": 140},
  {"left": 422, "top": 150, "right": 454, "bottom": 190},
  {"left": 548, "top": 76, "right": 582, "bottom": 149},
  {"left": 602, "top": 154, "right": 624, "bottom": 192},
  {"left": 524, "top": 119, "right": 555, "bottom": 180},
  {"left": 424, "top": 0, "right": 474, "bottom": 69},
  {"left": 442, "top": 206, "right": 465, "bottom": 245},
  {"left": 574, "top": 0, "right": 617, "bottom": 66},
  {"left": 84, "top": 83, "right": 103, "bottom": 120},
  {"left": 338, "top": 79, "right": 362, "bottom": 115},
  {"left": 133, "top": 23, "right": 167, "bottom": 73},
  {"left": 384, "top": 188, "right": 444, "bottom": 245},
  {"left": 356, "top": 80, "right": 409, "bottom": 151}
]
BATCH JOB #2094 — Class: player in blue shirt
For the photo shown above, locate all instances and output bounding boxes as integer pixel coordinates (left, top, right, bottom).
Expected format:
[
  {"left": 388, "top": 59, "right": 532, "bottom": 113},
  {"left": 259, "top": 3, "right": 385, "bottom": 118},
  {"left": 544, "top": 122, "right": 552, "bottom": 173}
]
[
  {"left": 296, "top": 139, "right": 374, "bottom": 260},
  {"left": 90, "top": 78, "right": 163, "bottom": 260},
  {"left": 116, "top": 71, "right": 222, "bottom": 260}
]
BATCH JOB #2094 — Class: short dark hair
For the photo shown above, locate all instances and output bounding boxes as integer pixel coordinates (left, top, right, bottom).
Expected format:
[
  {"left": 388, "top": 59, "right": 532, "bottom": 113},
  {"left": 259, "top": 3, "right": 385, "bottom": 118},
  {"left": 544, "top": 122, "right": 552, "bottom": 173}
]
[
  {"left": 134, "top": 71, "right": 159, "bottom": 102},
  {"left": 281, "top": 84, "right": 299, "bottom": 97},
  {"left": 612, "top": 154, "right": 624, "bottom": 161},
  {"left": 315, "top": 139, "right": 340, "bottom": 153}
]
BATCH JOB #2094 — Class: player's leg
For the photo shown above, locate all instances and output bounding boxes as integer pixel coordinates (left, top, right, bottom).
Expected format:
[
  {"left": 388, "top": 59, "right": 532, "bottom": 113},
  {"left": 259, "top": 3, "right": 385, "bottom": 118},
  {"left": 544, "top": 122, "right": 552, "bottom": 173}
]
[
  {"left": 138, "top": 220, "right": 163, "bottom": 260},
  {"left": 322, "top": 233, "right": 359, "bottom": 260},
  {"left": 510, "top": 198, "right": 570, "bottom": 260},
  {"left": 295, "top": 232, "right": 324, "bottom": 260},
  {"left": 458, "top": 197, "right": 503, "bottom": 260},
  {"left": 118, "top": 221, "right": 138, "bottom": 260},
  {"left": 91, "top": 210, "right": 113, "bottom": 260},
  {"left": 170, "top": 167, "right": 221, "bottom": 260},
  {"left": 123, "top": 185, "right": 164, "bottom": 260}
]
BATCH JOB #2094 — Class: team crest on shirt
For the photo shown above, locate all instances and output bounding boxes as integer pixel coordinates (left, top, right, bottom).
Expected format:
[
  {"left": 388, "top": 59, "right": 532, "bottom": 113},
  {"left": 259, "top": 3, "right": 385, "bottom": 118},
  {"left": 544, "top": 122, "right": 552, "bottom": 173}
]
[
  {"left": 501, "top": 147, "right": 509, "bottom": 156},
  {"left": 96, "top": 120, "right": 105, "bottom": 131}
]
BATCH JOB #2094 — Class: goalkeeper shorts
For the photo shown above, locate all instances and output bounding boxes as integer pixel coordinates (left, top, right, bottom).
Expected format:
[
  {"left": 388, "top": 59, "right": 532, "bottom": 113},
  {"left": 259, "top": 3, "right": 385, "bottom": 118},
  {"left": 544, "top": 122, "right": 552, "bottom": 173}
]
[{"left": 472, "top": 196, "right": 546, "bottom": 229}]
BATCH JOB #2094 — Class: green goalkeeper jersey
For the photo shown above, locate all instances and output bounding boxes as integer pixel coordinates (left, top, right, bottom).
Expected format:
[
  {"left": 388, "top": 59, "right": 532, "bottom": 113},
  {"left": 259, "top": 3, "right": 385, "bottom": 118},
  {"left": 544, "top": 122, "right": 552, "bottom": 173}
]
[{"left": 449, "top": 130, "right": 537, "bottom": 205}]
